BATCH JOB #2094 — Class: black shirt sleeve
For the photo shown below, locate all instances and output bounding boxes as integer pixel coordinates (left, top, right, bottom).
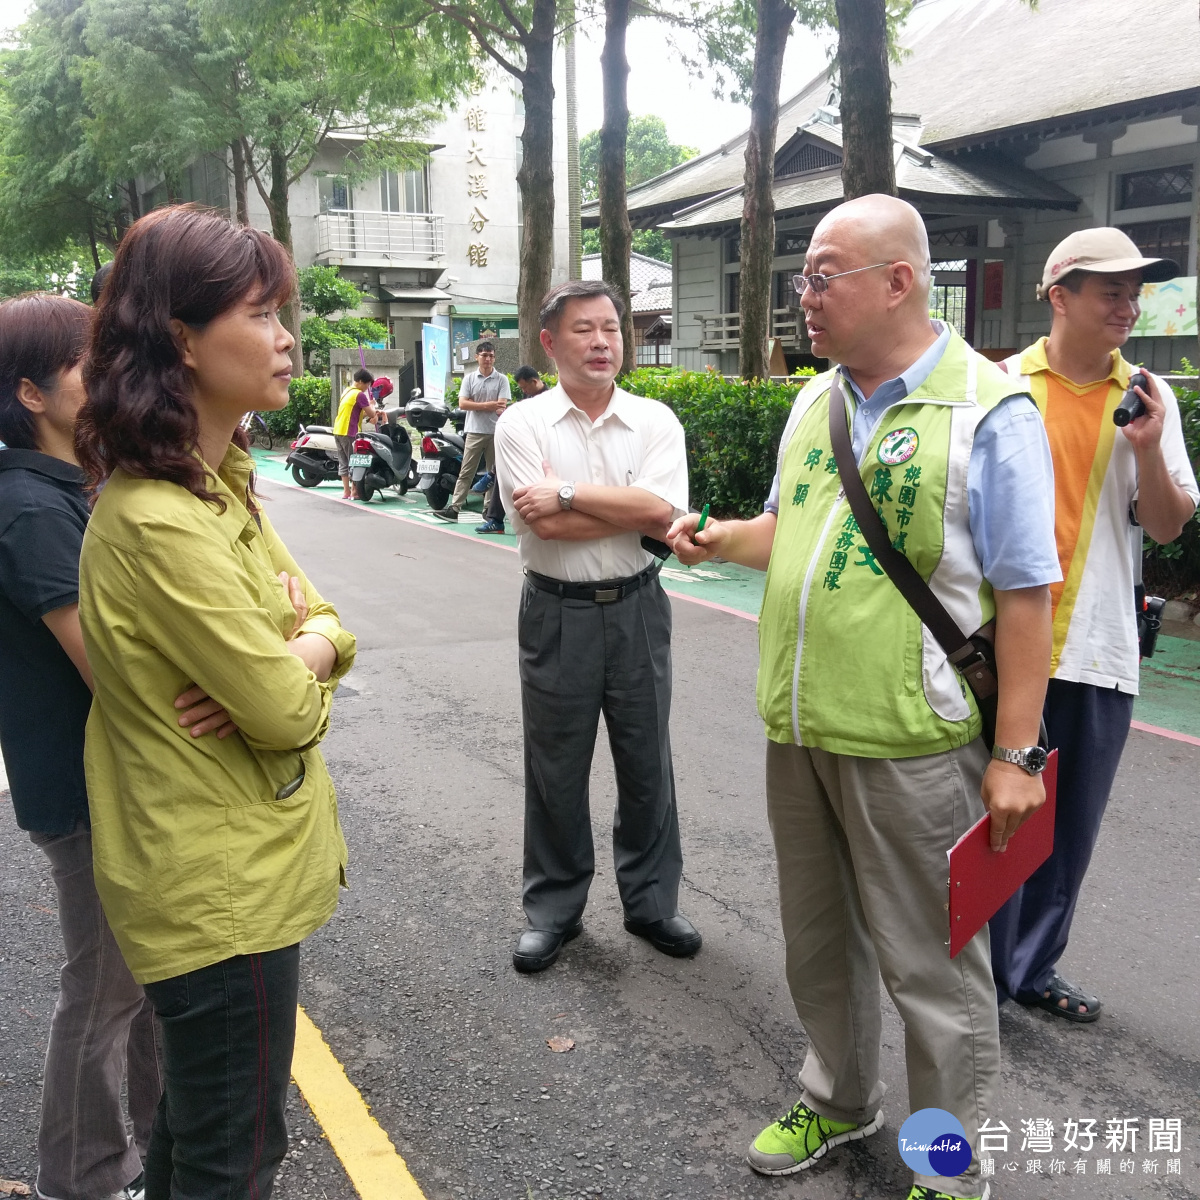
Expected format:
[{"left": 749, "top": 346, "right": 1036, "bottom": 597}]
[{"left": 0, "top": 507, "right": 85, "bottom": 623}]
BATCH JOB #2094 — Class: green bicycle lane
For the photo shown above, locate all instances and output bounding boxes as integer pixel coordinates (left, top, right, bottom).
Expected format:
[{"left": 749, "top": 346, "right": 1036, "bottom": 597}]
[{"left": 253, "top": 449, "right": 1200, "bottom": 742}]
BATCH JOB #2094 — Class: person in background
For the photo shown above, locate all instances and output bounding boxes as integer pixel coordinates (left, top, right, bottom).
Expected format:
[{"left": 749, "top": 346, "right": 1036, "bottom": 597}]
[
  {"left": 513, "top": 364, "right": 547, "bottom": 399},
  {"left": 75, "top": 206, "right": 356, "bottom": 1200},
  {"left": 989, "top": 229, "right": 1199, "bottom": 1022},
  {"left": 434, "top": 339, "right": 509, "bottom": 522},
  {"left": 333, "top": 368, "right": 382, "bottom": 500},
  {"left": 0, "top": 293, "right": 160, "bottom": 1200},
  {"left": 90, "top": 262, "right": 113, "bottom": 305},
  {"left": 475, "top": 365, "right": 545, "bottom": 534}
]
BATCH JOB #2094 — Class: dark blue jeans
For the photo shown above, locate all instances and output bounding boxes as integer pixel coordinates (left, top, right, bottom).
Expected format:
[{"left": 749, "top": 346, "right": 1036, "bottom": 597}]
[
  {"left": 142, "top": 945, "right": 300, "bottom": 1200},
  {"left": 990, "top": 679, "right": 1134, "bottom": 1001}
]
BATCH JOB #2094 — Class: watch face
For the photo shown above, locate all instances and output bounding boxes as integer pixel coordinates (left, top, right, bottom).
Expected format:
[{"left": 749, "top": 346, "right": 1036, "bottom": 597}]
[{"left": 1026, "top": 746, "right": 1049, "bottom": 773}]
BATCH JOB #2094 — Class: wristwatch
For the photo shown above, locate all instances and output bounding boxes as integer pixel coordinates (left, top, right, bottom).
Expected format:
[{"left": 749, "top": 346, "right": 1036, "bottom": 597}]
[
  {"left": 557, "top": 482, "right": 576, "bottom": 511},
  {"left": 991, "top": 744, "right": 1049, "bottom": 776}
]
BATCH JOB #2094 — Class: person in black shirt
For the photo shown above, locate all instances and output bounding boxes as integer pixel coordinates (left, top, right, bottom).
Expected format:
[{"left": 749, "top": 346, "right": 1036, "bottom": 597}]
[{"left": 0, "top": 294, "right": 160, "bottom": 1200}]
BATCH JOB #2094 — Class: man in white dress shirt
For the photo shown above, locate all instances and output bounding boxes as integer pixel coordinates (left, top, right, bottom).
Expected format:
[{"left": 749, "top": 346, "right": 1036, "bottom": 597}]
[{"left": 494, "top": 280, "right": 702, "bottom": 973}]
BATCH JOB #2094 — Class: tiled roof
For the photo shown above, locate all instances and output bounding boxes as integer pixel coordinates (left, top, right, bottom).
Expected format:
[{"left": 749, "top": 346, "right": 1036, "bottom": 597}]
[
  {"left": 663, "top": 144, "right": 1076, "bottom": 233},
  {"left": 582, "top": 251, "right": 671, "bottom": 294},
  {"left": 631, "top": 284, "right": 672, "bottom": 314},
  {"left": 606, "top": 0, "right": 1199, "bottom": 221}
]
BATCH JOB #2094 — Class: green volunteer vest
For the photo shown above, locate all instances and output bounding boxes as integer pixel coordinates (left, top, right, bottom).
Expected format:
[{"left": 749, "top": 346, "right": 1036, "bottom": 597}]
[{"left": 757, "top": 334, "right": 1011, "bottom": 758}]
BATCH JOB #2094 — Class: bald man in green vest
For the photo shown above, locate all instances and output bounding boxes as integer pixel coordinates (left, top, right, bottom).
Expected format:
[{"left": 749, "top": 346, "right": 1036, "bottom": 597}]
[{"left": 669, "top": 195, "right": 1061, "bottom": 1200}]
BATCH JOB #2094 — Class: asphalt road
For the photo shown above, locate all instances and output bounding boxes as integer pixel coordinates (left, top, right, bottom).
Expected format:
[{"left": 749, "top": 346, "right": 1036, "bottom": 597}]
[{"left": 1, "top": 478, "right": 1198, "bottom": 1200}]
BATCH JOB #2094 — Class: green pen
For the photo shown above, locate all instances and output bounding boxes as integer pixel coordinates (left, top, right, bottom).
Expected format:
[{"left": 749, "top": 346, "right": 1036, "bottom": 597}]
[{"left": 696, "top": 502, "right": 710, "bottom": 532}]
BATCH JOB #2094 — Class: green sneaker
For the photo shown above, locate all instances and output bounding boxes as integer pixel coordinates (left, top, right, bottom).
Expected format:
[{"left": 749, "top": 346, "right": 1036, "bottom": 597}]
[
  {"left": 746, "top": 1100, "right": 883, "bottom": 1175},
  {"left": 905, "top": 1185, "right": 991, "bottom": 1200}
]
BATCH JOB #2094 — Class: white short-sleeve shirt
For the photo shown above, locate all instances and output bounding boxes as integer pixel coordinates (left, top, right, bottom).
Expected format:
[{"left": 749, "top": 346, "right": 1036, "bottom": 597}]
[{"left": 494, "top": 383, "right": 689, "bottom": 582}]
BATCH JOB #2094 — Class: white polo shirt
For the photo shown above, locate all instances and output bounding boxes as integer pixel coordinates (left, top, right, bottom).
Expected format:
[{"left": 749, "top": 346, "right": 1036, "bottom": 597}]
[{"left": 494, "top": 383, "right": 689, "bottom": 582}]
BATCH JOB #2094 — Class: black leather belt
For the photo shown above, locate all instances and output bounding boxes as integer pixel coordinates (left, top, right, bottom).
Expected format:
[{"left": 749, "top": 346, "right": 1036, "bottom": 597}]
[{"left": 525, "top": 563, "right": 660, "bottom": 604}]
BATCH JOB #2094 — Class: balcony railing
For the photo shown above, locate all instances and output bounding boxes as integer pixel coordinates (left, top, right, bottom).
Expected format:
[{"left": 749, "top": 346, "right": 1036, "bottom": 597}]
[
  {"left": 697, "top": 308, "right": 806, "bottom": 352},
  {"left": 316, "top": 210, "right": 445, "bottom": 261}
]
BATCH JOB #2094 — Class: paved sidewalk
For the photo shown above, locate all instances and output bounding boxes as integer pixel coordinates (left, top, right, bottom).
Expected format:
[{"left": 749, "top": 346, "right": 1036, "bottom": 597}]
[{"left": 253, "top": 450, "right": 1200, "bottom": 740}]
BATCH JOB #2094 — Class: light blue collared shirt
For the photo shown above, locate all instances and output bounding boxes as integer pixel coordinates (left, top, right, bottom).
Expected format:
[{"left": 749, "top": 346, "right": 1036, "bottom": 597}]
[{"left": 764, "top": 324, "right": 1061, "bottom": 591}]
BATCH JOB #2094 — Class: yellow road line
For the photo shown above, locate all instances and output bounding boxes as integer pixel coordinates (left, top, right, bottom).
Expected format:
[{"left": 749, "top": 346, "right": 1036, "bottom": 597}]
[{"left": 291, "top": 1006, "right": 428, "bottom": 1200}]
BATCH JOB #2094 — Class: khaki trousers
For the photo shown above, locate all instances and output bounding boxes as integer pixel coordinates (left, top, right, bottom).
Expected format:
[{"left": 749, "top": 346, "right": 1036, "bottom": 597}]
[
  {"left": 449, "top": 432, "right": 495, "bottom": 513},
  {"left": 31, "top": 824, "right": 162, "bottom": 1200},
  {"left": 766, "top": 738, "right": 998, "bottom": 1199}
]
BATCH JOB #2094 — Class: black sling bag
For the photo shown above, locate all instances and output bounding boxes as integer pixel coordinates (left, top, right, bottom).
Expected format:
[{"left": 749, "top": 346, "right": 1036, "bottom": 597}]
[{"left": 826, "top": 375, "right": 1001, "bottom": 748}]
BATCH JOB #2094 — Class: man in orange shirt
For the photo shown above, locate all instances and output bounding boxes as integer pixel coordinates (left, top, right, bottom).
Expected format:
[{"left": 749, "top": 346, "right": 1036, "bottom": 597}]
[{"left": 991, "top": 228, "right": 1198, "bottom": 1021}]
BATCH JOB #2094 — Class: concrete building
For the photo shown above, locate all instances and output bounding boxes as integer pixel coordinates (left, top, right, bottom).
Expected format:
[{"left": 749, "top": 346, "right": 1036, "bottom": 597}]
[
  {"left": 149, "top": 65, "right": 571, "bottom": 382},
  {"left": 591, "top": 0, "right": 1199, "bottom": 374}
]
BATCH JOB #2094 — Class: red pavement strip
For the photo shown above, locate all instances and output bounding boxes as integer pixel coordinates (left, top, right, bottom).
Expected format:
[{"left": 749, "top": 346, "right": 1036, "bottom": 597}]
[{"left": 263, "top": 478, "right": 1198, "bottom": 749}]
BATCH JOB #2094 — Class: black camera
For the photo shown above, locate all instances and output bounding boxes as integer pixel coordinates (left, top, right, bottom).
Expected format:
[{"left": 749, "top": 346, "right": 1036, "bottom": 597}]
[
  {"left": 1135, "top": 585, "right": 1166, "bottom": 659},
  {"left": 1113, "top": 371, "right": 1149, "bottom": 427}
]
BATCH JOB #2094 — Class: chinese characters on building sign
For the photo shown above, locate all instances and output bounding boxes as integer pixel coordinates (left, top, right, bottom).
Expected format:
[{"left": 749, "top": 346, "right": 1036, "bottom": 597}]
[
  {"left": 977, "top": 1116, "right": 1184, "bottom": 1177},
  {"left": 464, "top": 105, "right": 489, "bottom": 268}
]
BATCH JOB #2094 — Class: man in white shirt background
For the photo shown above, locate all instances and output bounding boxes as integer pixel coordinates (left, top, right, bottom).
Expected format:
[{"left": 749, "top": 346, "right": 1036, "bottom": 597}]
[
  {"left": 433, "top": 339, "right": 510, "bottom": 522},
  {"left": 494, "top": 280, "right": 702, "bottom": 973}
]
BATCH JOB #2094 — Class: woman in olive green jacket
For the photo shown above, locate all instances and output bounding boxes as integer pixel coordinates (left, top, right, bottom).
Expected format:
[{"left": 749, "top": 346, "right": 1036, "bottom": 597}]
[{"left": 76, "top": 205, "right": 355, "bottom": 1200}]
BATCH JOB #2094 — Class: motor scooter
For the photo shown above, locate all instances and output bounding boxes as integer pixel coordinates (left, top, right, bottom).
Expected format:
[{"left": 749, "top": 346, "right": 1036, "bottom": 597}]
[
  {"left": 286, "top": 423, "right": 340, "bottom": 487},
  {"left": 405, "top": 393, "right": 487, "bottom": 511},
  {"left": 348, "top": 407, "right": 417, "bottom": 501}
]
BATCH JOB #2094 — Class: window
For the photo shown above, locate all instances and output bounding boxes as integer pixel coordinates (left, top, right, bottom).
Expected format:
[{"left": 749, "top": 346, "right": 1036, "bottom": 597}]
[
  {"left": 1118, "top": 217, "right": 1191, "bottom": 264},
  {"left": 929, "top": 226, "right": 978, "bottom": 248},
  {"left": 775, "top": 230, "right": 809, "bottom": 257},
  {"left": 726, "top": 271, "right": 740, "bottom": 314},
  {"left": 1118, "top": 165, "right": 1192, "bottom": 211},
  {"left": 319, "top": 176, "right": 352, "bottom": 212},
  {"left": 381, "top": 168, "right": 429, "bottom": 214}
]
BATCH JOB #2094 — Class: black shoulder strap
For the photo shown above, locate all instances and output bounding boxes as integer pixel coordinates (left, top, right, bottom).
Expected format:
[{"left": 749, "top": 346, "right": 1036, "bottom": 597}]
[{"left": 826, "top": 374, "right": 988, "bottom": 680}]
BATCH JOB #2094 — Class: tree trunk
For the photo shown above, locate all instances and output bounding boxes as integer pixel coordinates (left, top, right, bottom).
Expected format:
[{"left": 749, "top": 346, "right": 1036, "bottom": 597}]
[
  {"left": 739, "top": 0, "right": 794, "bottom": 380},
  {"left": 231, "top": 139, "right": 250, "bottom": 225},
  {"left": 266, "top": 135, "right": 305, "bottom": 377},
  {"left": 835, "top": 0, "right": 895, "bottom": 198},
  {"left": 516, "top": 0, "right": 558, "bottom": 371},
  {"left": 564, "top": 0, "right": 581, "bottom": 281},
  {"left": 599, "top": 0, "right": 634, "bottom": 374}
]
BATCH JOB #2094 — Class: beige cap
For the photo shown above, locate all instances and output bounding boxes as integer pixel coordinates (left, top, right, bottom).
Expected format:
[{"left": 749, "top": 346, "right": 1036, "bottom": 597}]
[{"left": 1037, "top": 227, "right": 1179, "bottom": 299}]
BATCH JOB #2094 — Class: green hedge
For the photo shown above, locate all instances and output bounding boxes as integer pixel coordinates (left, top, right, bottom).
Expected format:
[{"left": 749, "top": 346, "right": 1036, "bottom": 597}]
[
  {"left": 1144, "top": 365, "right": 1200, "bottom": 598},
  {"left": 621, "top": 367, "right": 815, "bottom": 518},
  {"left": 262, "top": 375, "right": 332, "bottom": 438}
]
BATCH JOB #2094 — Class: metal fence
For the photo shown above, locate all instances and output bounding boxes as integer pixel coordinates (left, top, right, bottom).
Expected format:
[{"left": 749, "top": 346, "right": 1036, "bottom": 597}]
[{"left": 316, "top": 211, "right": 445, "bottom": 260}]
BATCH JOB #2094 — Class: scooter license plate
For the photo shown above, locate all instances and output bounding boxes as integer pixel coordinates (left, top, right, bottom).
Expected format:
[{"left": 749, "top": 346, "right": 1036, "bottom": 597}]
[
  {"left": 416, "top": 459, "right": 440, "bottom": 475},
  {"left": 348, "top": 454, "right": 373, "bottom": 467}
]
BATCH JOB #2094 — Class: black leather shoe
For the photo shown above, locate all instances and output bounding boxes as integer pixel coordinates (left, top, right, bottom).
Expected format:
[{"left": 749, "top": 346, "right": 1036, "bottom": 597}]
[
  {"left": 624, "top": 913, "right": 702, "bottom": 957},
  {"left": 512, "top": 920, "right": 584, "bottom": 973}
]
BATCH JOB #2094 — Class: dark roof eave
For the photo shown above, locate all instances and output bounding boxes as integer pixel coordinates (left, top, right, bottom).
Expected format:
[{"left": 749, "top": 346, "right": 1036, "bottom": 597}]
[
  {"left": 665, "top": 187, "right": 1079, "bottom": 237},
  {"left": 926, "top": 87, "right": 1200, "bottom": 154}
]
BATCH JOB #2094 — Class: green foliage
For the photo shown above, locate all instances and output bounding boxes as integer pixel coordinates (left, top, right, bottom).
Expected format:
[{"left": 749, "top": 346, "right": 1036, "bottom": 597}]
[
  {"left": 621, "top": 366, "right": 815, "bottom": 518},
  {"left": 298, "top": 265, "right": 363, "bottom": 318},
  {"left": 0, "top": 242, "right": 106, "bottom": 301},
  {"left": 0, "top": 1, "right": 130, "bottom": 258},
  {"left": 583, "top": 227, "right": 673, "bottom": 263},
  {"left": 579, "top": 115, "right": 697, "bottom": 204},
  {"left": 1144, "top": 360, "right": 1200, "bottom": 597},
  {"left": 263, "top": 374, "right": 333, "bottom": 437},
  {"left": 300, "top": 315, "right": 389, "bottom": 374}
]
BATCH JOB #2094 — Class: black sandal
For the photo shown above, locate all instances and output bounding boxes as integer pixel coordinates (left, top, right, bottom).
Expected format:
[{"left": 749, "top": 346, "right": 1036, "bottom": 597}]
[{"left": 1021, "top": 971, "right": 1102, "bottom": 1023}]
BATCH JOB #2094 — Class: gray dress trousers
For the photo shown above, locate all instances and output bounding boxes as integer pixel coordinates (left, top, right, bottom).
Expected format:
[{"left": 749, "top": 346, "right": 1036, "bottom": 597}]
[{"left": 517, "top": 574, "right": 684, "bottom": 931}]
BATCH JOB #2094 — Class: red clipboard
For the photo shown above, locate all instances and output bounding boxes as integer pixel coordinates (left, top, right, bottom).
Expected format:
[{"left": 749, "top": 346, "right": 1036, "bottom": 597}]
[{"left": 948, "top": 749, "right": 1058, "bottom": 958}]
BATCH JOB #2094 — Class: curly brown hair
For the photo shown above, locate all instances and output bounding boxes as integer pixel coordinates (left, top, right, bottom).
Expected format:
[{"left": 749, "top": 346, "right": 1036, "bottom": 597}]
[{"left": 77, "top": 204, "right": 295, "bottom": 507}]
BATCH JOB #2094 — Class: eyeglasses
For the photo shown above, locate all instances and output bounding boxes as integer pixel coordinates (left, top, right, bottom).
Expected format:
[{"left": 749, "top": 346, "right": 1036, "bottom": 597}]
[{"left": 792, "top": 262, "right": 892, "bottom": 296}]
